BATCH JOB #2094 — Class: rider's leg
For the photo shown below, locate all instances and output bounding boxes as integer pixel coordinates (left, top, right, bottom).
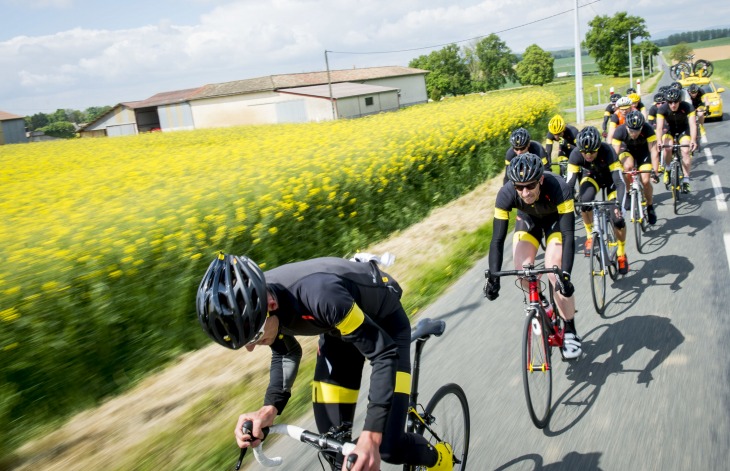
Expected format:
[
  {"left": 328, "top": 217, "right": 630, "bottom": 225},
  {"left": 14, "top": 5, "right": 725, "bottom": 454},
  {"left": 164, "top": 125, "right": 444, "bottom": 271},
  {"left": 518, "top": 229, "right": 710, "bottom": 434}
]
[
  {"left": 620, "top": 153, "right": 635, "bottom": 186},
  {"left": 680, "top": 134, "right": 692, "bottom": 180},
  {"left": 579, "top": 179, "right": 598, "bottom": 253},
  {"left": 544, "top": 235, "right": 575, "bottom": 322},
  {"left": 639, "top": 162, "right": 654, "bottom": 205},
  {"left": 513, "top": 232, "right": 539, "bottom": 292}
]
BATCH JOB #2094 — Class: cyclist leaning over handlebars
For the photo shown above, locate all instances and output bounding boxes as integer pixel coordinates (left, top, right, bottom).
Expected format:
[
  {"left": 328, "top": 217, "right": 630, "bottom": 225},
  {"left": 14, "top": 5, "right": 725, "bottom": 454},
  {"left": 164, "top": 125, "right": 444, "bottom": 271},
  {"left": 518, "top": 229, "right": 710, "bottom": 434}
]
[
  {"left": 484, "top": 153, "right": 582, "bottom": 359},
  {"left": 566, "top": 126, "right": 631, "bottom": 275},
  {"left": 196, "top": 254, "right": 452, "bottom": 471},
  {"left": 655, "top": 87, "right": 698, "bottom": 193},
  {"left": 504, "top": 127, "right": 550, "bottom": 184},
  {"left": 611, "top": 110, "right": 661, "bottom": 225},
  {"left": 606, "top": 97, "right": 633, "bottom": 144}
]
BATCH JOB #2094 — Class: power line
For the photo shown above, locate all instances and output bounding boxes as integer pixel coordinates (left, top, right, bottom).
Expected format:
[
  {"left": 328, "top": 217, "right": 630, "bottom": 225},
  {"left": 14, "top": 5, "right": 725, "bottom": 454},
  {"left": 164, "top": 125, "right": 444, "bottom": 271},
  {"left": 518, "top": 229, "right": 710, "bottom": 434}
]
[{"left": 328, "top": 0, "right": 602, "bottom": 55}]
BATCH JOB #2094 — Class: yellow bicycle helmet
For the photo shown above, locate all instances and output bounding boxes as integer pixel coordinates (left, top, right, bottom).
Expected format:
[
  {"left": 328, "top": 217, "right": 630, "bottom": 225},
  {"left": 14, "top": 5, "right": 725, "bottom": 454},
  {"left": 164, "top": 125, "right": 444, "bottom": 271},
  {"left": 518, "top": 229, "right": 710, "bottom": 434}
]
[
  {"left": 548, "top": 115, "right": 566, "bottom": 135},
  {"left": 628, "top": 93, "right": 641, "bottom": 104}
]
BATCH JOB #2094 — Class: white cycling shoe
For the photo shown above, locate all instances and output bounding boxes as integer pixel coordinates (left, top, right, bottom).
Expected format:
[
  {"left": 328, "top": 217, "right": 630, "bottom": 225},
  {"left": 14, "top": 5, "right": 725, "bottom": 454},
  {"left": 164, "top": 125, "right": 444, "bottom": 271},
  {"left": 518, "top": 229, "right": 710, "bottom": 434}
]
[{"left": 562, "top": 332, "right": 582, "bottom": 359}]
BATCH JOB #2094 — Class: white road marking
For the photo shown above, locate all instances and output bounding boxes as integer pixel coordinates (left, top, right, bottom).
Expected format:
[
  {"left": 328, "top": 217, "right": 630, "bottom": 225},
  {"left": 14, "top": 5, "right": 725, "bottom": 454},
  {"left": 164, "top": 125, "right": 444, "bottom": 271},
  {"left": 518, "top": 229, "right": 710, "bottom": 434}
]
[
  {"left": 711, "top": 175, "right": 727, "bottom": 212},
  {"left": 704, "top": 147, "right": 714, "bottom": 166}
]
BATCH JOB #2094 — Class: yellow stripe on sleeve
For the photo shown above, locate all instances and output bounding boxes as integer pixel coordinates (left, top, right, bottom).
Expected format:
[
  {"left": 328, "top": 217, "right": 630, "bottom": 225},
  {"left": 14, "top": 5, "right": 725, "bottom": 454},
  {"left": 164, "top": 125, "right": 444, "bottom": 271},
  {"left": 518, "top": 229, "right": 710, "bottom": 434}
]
[
  {"left": 395, "top": 371, "right": 411, "bottom": 395},
  {"left": 336, "top": 304, "right": 365, "bottom": 336},
  {"left": 312, "top": 381, "right": 359, "bottom": 404},
  {"left": 557, "top": 199, "right": 575, "bottom": 214},
  {"left": 567, "top": 163, "right": 581, "bottom": 174},
  {"left": 494, "top": 207, "right": 510, "bottom": 220},
  {"left": 609, "top": 161, "right": 622, "bottom": 172}
]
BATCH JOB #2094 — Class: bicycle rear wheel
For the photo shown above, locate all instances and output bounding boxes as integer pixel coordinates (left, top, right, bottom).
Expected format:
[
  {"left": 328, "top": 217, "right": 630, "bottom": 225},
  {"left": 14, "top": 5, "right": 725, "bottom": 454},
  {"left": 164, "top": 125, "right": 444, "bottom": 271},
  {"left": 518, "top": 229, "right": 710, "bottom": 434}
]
[
  {"left": 694, "top": 59, "right": 713, "bottom": 78},
  {"left": 522, "top": 309, "right": 552, "bottom": 428},
  {"left": 605, "top": 220, "right": 619, "bottom": 281},
  {"left": 589, "top": 234, "right": 606, "bottom": 314},
  {"left": 414, "top": 383, "right": 470, "bottom": 470}
]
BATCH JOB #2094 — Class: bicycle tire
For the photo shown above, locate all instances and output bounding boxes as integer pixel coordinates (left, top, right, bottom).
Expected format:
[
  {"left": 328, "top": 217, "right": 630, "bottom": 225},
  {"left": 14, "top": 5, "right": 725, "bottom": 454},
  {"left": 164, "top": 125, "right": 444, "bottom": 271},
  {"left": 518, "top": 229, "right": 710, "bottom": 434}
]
[
  {"left": 676, "top": 62, "right": 692, "bottom": 79},
  {"left": 671, "top": 162, "right": 680, "bottom": 214},
  {"left": 694, "top": 59, "right": 713, "bottom": 78},
  {"left": 414, "top": 383, "right": 470, "bottom": 470},
  {"left": 669, "top": 64, "right": 679, "bottom": 80},
  {"left": 522, "top": 309, "right": 552, "bottom": 428},
  {"left": 589, "top": 233, "right": 606, "bottom": 314},
  {"left": 633, "top": 192, "right": 643, "bottom": 254},
  {"left": 605, "top": 219, "right": 619, "bottom": 281}
]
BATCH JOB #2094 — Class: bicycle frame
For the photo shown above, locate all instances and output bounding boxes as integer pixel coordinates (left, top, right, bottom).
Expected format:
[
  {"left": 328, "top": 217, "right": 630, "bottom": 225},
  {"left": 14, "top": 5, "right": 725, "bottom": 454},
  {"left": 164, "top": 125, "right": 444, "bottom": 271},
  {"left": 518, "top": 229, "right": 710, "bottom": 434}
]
[
  {"left": 662, "top": 138, "right": 690, "bottom": 213},
  {"left": 581, "top": 200, "right": 618, "bottom": 277},
  {"left": 623, "top": 169, "right": 653, "bottom": 252}
]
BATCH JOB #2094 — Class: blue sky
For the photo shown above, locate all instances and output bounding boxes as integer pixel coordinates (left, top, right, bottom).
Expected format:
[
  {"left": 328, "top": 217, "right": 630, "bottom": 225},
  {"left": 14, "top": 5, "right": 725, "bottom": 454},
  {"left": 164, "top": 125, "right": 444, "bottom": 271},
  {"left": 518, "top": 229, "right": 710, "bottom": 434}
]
[{"left": 1, "top": 0, "right": 728, "bottom": 116}]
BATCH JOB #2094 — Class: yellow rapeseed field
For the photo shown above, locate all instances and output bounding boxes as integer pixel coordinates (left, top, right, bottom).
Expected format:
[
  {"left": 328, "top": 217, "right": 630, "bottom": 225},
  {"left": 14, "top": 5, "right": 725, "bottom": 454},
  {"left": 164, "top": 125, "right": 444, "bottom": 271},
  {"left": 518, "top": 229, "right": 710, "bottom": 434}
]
[{"left": 0, "top": 88, "right": 557, "bottom": 450}]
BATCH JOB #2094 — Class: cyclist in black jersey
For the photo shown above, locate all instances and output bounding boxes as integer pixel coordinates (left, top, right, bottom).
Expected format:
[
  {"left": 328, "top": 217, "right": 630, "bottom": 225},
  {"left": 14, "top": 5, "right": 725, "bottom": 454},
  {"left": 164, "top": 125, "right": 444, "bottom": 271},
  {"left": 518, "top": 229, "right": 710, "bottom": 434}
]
[
  {"left": 602, "top": 93, "right": 621, "bottom": 138},
  {"left": 628, "top": 92, "right": 648, "bottom": 119},
  {"left": 567, "top": 126, "right": 631, "bottom": 274},
  {"left": 504, "top": 127, "right": 549, "bottom": 183},
  {"left": 545, "top": 114, "right": 579, "bottom": 174},
  {"left": 655, "top": 87, "right": 697, "bottom": 193},
  {"left": 197, "top": 254, "right": 452, "bottom": 471},
  {"left": 611, "top": 111, "right": 661, "bottom": 225},
  {"left": 484, "top": 153, "right": 582, "bottom": 359},
  {"left": 687, "top": 83, "right": 708, "bottom": 140},
  {"left": 647, "top": 92, "right": 664, "bottom": 128}
]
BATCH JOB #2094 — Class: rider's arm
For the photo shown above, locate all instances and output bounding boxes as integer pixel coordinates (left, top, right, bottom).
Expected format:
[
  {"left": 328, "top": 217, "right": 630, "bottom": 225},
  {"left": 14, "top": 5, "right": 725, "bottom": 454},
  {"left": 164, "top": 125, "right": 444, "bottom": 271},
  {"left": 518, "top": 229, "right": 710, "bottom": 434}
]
[
  {"left": 263, "top": 334, "right": 303, "bottom": 414},
  {"left": 488, "top": 186, "right": 513, "bottom": 273},
  {"left": 538, "top": 142, "right": 551, "bottom": 168},
  {"left": 609, "top": 160, "right": 628, "bottom": 208},
  {"left": 310, "top": 280, "right": 399, "bottom": 434},
  {"left": 565, "top": 148, "right": 582, "bottom": 190},
  {"left": 545, "top": 134, "right": 554, "bottom": 159},
  {"left": 557, "top": 203, "right": 576, "bottom": 274}
]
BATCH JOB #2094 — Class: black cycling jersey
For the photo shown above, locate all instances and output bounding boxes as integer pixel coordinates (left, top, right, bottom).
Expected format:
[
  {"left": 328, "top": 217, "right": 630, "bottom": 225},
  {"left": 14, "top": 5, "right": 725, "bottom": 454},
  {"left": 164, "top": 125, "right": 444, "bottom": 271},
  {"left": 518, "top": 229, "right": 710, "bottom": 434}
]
[
  {"left": 545, "top": 125, "right": 579, "bottom": 158},
  {"left": 566, "top": 142, "right": 627, "bottom": 206},
  {"left": 611, "top": 123, "right": 657, "bottom": 164},
  {"left": 656, "top": 101, "right": 696, "bottom": 136},
  {"left": 647, "top": 103, "right": 659, "bottom": 123},
  {"left": 689, "top": 89, "right": 706, "bottom": 109},
  {"left": 489, "top": 172, "right": 575, "bottom": 274},
  {"left": 602, "top": 103, "right": 616, "bottom": 132},
  {"left": 264, "top": 257, "right": 403, "bottom": 433},
  {"left": 504, "top": 141, "right": 549, "bottom": 183}
]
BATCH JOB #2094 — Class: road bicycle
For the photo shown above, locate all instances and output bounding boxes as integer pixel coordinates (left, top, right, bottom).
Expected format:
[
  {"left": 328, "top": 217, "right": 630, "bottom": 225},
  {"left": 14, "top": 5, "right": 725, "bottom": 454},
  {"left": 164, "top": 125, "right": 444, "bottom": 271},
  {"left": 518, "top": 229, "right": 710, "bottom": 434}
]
[
  {"left": 622, "top": 168, "right": 654, "bottom": 253},
  {"left": 235, "top": 317, "right": 470, "bottom": 470},
  {"left": 485, "top": 264, "right": 565, "bottom": 429},
  {"left": 580, "top": 200, "right": 620, "bottom": 315},
  {"left": 662, "top": 139, "right": 691, "bottom": 214}
]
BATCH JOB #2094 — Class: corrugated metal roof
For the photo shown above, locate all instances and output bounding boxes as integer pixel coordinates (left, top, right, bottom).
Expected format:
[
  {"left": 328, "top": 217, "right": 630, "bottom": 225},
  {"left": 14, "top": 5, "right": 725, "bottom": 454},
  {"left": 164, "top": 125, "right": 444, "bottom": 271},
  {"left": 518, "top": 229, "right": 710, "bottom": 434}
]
[
  {"left": 126, "top": 87, "right": 206, "bottom": 108},
  {"left": 0, "top": 110, "right": 24, "bottom": 121},
  {"left": 193, "top": 66, "right": 427, "bottom": 100},
  {"left": 278, "top": 82, "right": 398, "bottom": 99}
]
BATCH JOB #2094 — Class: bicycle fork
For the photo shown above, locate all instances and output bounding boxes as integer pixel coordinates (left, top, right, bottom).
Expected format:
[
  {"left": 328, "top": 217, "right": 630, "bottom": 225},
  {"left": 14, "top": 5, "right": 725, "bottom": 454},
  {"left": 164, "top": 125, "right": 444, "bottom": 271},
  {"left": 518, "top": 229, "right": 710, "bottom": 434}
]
[{"left": 630, "top": 181, "right": 644, "bottom": 224}]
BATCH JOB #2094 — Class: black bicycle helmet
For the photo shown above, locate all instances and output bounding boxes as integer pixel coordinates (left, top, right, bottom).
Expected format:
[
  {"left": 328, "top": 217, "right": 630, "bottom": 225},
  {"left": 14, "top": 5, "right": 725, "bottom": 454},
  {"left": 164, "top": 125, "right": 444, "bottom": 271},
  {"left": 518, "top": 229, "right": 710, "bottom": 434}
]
[
  {"left": 669, "top": 81, "right": 683, "bottom": 90},
  {"left": 665, "top": 88, "right": 682, "bottom": 103},
  {"left": 688, "top": 83, "right": 700, "bottom": 94},
  {"left": 196, "top": 253, "right": 268, "bottom": 349},
  {"left": 610, "top": 93, "right": 622, "bottom": 104},
  {"left": 510, "top": 127, "right": 531, "bottom": 149},
  {"left": 507, "top": 152, "right": 543, "bottom": 183},
  {"left": 625, "top": 110, "right": 645, "bottom": 130},
  {"left": 653, "top": 92, "right": 665, "bottom": 104},
  {"left": 658, "top": 85, "right": 669, "bottom": 94},
  {"left": 576, "top": 126, "right": 602, "bottom": 153},
  {"left": 626, "top": 87, "right": 637, "bottom": 95}
]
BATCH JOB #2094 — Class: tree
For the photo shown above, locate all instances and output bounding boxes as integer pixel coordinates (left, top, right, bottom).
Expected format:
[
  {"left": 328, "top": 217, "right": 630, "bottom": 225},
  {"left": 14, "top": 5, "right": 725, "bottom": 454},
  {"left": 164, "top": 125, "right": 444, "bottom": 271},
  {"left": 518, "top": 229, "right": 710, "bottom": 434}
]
[
  {"left": 669, "top": 42, "right": 693, "bottom": 63},
  {"left": 515, "top": 44, "right": 554, "bottom": 86},
  {"left": 634, "top": 40, "right": 660, "bottom": 72},
  {"left": 27, "top": 113, "right": 49, "bottom": 131},
  {"left": 469, "top": 34, "right": 517, "bottom": 91},
  {"left": 584, "top": 12, "right": 649, "bottom": 77},
  {"left": 41, "top": 121, "right": 76, "bottom": 139},
  {"left": 85, "top": 106, "right": 112, "bottom": 123},
  {"left": 409, "top": 44, "right": 471, "bottom": 101}
]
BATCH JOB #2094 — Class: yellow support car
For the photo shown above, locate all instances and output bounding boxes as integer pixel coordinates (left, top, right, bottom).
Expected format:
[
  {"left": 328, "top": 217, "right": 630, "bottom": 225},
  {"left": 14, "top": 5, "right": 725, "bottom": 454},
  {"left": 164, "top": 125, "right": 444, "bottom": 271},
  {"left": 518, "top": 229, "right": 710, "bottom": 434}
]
[{"left": 679, "top": 76, "right": 725, "bottom": 121}]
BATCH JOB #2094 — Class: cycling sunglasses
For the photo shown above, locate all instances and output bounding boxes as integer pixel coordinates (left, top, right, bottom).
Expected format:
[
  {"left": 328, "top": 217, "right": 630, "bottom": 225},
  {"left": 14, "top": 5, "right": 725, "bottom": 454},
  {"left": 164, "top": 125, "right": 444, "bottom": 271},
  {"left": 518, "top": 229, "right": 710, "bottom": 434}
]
[{"left": 515, "top": 180, "right": 539, "bottom": 191}]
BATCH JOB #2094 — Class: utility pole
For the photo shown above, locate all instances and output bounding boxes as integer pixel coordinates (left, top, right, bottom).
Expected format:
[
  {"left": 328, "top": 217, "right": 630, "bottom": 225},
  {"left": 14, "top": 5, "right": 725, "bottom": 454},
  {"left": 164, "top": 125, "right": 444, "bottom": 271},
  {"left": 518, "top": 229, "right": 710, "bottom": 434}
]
[
  {"left": 324, "top": 50, "right": 336, "bottom": 120},
  {"left": 573, "top": 0, "right": 584, "bottom": 124},
  {"left": 628, "top": 30, "right": 633, "bottom": 90}
]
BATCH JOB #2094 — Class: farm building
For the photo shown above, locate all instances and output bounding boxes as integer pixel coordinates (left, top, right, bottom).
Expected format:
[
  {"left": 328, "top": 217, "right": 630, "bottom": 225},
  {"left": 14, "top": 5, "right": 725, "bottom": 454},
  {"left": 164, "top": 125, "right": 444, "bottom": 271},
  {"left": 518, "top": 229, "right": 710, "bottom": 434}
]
[
  {"left": 0, "top": 110, "right": 28, "bottom": 145},
  {"left": 78, "top": 66, "right": 428, "bottom": 137}
]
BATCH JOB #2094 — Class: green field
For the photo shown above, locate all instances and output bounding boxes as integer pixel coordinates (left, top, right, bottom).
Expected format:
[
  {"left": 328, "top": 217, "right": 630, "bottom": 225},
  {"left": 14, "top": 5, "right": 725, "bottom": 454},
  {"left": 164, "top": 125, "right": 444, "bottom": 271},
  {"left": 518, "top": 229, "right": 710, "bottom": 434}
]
[
  {"left": 660, "top": 36, "right": 730, "bottom": 54},
  {"left": 553, "top": 54, "right": 599, "bottom": 75}
]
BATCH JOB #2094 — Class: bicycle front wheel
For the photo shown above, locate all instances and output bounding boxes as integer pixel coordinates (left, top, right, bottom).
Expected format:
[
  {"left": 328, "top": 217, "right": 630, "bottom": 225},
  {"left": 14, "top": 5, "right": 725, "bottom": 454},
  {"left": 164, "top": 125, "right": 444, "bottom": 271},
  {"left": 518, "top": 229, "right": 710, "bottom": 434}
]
[
  {"left": 632, "top": 193, "right": 643, "bottom": 254},
  {"left": 671, "top": 163, "right": 681, "bottom": 214},
  {"left": 590, "top": 234, "right": 606, "bottom": 314},
  {"left": 522, "top": 309, "right": 552, "bottom": 428},
  {"left": 694, "top": 59, "right": 713, "bottom": 77},
  {"left": 417, "top": 383, "right": 470, "bottom": 470}
]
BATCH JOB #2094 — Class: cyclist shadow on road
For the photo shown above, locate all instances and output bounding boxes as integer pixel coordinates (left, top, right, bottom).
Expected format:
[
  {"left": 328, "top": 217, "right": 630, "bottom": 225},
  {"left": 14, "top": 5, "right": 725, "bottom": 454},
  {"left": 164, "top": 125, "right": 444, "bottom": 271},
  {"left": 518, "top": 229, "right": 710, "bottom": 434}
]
[
  {"left": 544, "top": 315, "right": 684, "bottom": 437},
  {"left": 602, "top": 254, "right": 694, "bottom": 319},
  {"left": 628, "top": 211, "right": 711, "bottom": 256},
  {"left": 494, "top": 451, "right": 604, "bottom": 470}
]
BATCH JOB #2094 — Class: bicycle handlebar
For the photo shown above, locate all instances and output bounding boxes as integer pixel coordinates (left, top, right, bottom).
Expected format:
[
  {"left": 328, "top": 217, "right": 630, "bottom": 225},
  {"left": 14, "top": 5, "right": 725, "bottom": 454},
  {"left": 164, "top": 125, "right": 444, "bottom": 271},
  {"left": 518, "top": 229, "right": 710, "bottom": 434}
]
[
  {"left": 578, "top": 200, "right": 618, "bottom": 207},
  {"left": 487, "top": 264, "right": 561, "bottom": 279},
  {"left": 240, "top": 421, "right": 357, "bottom": 469}
]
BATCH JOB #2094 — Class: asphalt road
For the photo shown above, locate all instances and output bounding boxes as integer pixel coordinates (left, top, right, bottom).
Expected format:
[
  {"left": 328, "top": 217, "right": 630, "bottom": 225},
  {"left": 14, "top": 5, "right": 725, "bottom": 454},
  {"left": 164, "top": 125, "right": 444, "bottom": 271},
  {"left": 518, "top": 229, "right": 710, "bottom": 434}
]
[{"left": 243, "top": 81, "right": 730, "bottom": 470}]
